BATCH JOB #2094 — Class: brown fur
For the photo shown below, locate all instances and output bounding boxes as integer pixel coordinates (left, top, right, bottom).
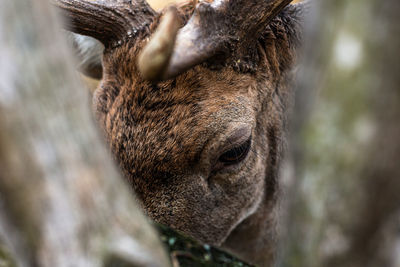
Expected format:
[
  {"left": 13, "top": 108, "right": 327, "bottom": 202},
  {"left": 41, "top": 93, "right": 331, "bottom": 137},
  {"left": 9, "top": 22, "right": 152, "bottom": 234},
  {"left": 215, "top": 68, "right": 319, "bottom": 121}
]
[{"left": 92, "top": 3, "right": 304, "bottom": 266}]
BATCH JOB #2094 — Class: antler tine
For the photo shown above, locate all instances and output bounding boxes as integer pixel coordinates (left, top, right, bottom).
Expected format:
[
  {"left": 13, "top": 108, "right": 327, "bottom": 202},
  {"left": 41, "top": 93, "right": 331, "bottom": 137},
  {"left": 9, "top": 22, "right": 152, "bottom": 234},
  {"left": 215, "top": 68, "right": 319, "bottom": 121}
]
[
  {"left": 139, "top": 0, "right": 293, "bottom": 81},
  {"left": 53, "top": 0, "right": 157, "bottom": 46}
]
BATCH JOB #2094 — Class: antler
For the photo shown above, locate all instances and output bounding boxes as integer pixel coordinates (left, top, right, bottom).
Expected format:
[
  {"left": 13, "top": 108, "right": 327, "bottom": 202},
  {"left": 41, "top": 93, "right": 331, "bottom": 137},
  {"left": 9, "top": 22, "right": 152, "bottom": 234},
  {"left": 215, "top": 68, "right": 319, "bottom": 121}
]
[
  {"left": 53, "top": 0, "right": 156, "bottom": 46},
  {"left": 139, "top": 0, "right": 293, "bottom": 81}
]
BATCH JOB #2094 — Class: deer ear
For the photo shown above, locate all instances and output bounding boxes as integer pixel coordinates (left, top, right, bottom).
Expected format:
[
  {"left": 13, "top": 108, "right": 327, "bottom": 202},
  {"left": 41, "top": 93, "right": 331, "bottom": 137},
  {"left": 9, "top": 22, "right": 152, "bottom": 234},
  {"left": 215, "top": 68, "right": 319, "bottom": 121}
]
[{"left": 67, "top": 33, "right": 104, "bottom": 80}]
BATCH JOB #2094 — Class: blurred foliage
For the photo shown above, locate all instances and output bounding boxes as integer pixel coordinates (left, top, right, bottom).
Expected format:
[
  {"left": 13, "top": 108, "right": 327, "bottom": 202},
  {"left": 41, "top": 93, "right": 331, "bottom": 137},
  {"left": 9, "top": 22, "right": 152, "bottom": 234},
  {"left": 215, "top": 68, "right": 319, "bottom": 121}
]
[
  {"left": 0, "top": 244, "right": 15, "bottom": 267},
  {"left": 155, "top": 224, "right": 254, "bottom": 267}
]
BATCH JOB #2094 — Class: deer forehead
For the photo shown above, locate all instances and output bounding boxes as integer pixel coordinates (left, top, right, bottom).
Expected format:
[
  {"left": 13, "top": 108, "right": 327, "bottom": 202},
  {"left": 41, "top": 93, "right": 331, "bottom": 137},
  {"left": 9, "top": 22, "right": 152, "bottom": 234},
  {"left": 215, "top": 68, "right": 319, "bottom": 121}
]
[{"left": 99, "top": 66, "right": 260, "bottom": 172}]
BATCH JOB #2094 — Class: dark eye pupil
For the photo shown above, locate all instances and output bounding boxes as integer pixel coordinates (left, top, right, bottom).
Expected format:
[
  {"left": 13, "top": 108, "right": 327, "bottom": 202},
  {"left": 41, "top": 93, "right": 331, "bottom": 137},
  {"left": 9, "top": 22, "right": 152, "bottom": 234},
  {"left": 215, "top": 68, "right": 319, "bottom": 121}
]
[{"left": 219, "top": 137, "right": 251, "bottom": 165}]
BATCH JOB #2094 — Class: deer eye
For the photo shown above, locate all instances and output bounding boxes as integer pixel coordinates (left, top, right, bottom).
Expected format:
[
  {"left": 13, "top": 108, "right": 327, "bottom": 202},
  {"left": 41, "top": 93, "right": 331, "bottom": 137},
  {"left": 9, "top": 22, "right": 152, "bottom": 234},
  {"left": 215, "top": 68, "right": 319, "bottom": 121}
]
[{"left": 219, "top": 137, "right": 252, "bottom": 165}]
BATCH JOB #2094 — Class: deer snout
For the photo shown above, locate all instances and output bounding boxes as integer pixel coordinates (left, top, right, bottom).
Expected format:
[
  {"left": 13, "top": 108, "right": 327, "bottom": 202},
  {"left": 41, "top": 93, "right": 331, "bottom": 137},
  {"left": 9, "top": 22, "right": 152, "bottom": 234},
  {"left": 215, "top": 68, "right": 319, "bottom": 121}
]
[{"left": 130, "top": 124, "right": 264, "bottom": 246}]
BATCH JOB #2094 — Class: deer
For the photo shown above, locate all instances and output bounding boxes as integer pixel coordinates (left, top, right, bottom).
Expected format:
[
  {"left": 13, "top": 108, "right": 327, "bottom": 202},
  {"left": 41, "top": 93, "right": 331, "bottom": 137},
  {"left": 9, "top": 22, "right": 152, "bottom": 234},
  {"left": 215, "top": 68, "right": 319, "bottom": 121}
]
[{"left": 54, "top": 0, "right": 308, "bottom": 265}]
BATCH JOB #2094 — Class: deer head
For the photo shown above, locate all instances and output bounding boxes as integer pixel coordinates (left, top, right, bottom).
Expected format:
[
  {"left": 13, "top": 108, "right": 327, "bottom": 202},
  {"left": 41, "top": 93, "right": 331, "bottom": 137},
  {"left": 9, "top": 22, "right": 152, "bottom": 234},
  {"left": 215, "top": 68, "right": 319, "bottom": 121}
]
[{"left": 54, "top": 0, "right": 306, "bottom": 265}]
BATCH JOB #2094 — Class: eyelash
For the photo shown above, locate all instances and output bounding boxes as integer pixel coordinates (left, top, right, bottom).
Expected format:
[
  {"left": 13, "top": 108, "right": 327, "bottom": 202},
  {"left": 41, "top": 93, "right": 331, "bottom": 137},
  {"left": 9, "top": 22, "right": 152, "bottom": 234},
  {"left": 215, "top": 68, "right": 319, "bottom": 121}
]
[{"left": 218, "top": 137, "right": 252, "bottom": 165}]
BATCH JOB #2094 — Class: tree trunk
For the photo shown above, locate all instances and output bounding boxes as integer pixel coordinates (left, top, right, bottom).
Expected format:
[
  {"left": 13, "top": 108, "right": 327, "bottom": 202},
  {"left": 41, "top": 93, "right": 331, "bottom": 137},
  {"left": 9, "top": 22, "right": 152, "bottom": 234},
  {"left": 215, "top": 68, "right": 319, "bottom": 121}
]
[
  {"left": 0, "top": 0, "right": 169, "bottom": 266},
  {"left": 279, "top": 0, "right": 400, "bottom": 266}
]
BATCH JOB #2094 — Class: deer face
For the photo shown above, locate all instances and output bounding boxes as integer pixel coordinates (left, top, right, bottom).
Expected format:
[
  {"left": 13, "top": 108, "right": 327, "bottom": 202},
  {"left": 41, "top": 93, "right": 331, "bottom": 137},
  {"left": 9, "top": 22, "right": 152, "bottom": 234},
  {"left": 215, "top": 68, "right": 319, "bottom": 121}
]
[
  {"left": 95, "top": 51, "right": 271, "bottom": 244},
  {"left": 56, "top": 0, "right": 305, "bottom": 264}
]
